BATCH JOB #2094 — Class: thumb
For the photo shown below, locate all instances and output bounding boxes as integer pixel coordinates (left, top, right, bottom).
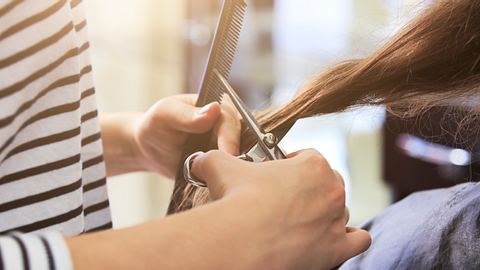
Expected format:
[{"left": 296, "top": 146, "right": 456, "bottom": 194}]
[
  {"left": 158, "top": 101, "right": 221, "bottom": 133},
  {"left": 184, "top": 102, "right": 222, "bottom": 133},
  {"left": 191, "top": 150, "right": 245, "bottom": 199},
  {"left": 336, "top": 228, "right": 372, "bottom": 265}
]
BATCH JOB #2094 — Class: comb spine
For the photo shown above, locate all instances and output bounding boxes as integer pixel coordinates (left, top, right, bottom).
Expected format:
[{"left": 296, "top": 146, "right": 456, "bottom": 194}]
[
  {"left": 196, "top": 0, "right": 246, "bottom": 105},
  {"left": 168, "top": 0, "right": 246, "bottom": 214}
]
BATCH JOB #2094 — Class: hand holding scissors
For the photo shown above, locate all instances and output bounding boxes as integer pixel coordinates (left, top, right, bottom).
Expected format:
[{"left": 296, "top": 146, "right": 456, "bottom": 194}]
[{"left": 184, "top": 69, "right": 286, "bottom": 187}]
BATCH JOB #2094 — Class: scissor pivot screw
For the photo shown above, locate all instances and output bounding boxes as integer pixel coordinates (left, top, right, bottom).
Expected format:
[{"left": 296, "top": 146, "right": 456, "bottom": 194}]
[{"left": 263, "top": 133, "right": 277, "bottom": 148}]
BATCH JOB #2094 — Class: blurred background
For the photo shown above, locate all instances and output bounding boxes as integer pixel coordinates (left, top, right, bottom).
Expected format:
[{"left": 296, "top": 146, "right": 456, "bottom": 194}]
[{"left": 84, "top": 0, "right": 472, "bottom": 228}]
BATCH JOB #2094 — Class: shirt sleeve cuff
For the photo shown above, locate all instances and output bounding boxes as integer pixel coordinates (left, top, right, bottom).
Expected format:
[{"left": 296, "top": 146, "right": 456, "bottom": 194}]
[{"left": 0, "top": 231, "right": 73, "bottom": 270}]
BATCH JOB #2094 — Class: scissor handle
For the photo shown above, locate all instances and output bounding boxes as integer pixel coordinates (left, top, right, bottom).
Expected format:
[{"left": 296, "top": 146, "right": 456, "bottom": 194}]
[
  {"left": 183, "top": 150, "right": 267, "bottom": 189},
  {"left": 238, "top": 154, "right": 254, "bottom": 162},
  {"left": 183, "top": 152, "right": 208, "bottom": 188}
]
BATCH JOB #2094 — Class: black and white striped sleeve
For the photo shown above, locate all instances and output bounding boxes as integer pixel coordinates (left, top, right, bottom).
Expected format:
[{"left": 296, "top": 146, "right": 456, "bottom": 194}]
[{"left": 0, "top": 231, "right": 72, "bottom": 270}]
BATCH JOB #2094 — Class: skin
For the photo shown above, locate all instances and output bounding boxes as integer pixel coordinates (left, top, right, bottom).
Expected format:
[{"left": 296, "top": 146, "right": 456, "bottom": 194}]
[
  {"left": 66, "top": 94, "right": 371, "bottom": 270},
  {"left": 100, "top": 94, "right": 241, "bottom": 177}
]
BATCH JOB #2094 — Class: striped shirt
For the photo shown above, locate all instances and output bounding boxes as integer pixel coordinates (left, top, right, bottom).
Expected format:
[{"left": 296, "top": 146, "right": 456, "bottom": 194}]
[{"left": 0, "top": 0, "right": 112, "bottom": 269}]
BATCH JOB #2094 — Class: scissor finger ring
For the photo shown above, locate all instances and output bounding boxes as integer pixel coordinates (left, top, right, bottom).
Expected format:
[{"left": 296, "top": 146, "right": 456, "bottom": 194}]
[{"left": 183, "top": 152, "right": 207, "bottom": 188}]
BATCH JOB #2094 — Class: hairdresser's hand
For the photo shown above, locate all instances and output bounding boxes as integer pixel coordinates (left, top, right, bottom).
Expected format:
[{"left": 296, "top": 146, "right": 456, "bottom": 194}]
[
  {"left": 100, "top": 94, "right": 241, "bottom": 178},
  {"left": 133, "top": 94, "right": 241, "bottom": 178},
  {"left": 191, "top": 149, "right": 371, "bottom": 270}
]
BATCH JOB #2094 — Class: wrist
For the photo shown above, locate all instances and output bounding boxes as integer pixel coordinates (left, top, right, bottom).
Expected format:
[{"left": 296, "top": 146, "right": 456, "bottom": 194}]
[
  {"left": 66, "top": 194, "right": 276, "bottom": 270},
  {"left": 100, "top": 113, "right": 147, "bottom": 176},
  {"left": 126, "top": 113, "right": 150, "bottom": 171}
]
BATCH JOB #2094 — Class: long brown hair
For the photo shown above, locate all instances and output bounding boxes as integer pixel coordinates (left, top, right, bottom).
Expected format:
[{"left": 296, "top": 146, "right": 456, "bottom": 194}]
[{"left": 172, "top": 0, "right": 480, "bottom": 212}]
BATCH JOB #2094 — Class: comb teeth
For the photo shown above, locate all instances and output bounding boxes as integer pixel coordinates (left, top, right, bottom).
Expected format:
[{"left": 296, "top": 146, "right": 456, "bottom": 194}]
[
  {"left": 168, "top": 0, "right": 247, "bottom": 215},
  {"left": 196, "top": 0, "right": 247, "bottom": 106}
]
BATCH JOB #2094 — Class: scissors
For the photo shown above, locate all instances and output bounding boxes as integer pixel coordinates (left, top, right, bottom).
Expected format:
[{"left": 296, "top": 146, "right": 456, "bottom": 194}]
[{"left": 183, "top": 69, "right": 287, "bottom": 188}]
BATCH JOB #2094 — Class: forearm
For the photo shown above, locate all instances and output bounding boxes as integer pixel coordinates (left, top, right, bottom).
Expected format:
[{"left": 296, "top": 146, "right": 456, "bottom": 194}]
[
  {"left": 66, "top": 194, "right": 266, "bottom": 270},
  {"left": 100, "top": 113, "right": 145, "bottom": 176}
]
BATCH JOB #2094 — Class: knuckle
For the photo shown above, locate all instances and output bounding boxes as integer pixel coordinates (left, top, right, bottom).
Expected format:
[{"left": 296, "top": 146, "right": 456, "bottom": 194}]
[
  {"left": 223, "top": 108, "right": 241, "bottom": 128},
  {"left": 299, "top": 150, "right": 330, "bottom": 172},
  {"left": 193, "top": 151, "right": 222, "bottom": 178},
  {"left": 303, "top": 148, "right": 321, "bottom": 157},
  {"left": 345, "top": 207, "right": 350, "bottom": 222},
  {"left": 203, "top": 150, "right": 223, "bottom": 161},
  {"left": 303, "top": 149, "right": 324, "bottom": 162},
  {"left": 152, "top": 98, "right": 166, "bottom": 108},
  {"left": 153, "top": 98, "right": 170, "bottom": 111},
  {"left": 329, "top": 183, "right": 346, "bottom": 205},
  {"left": 150, "top": 100, "right": 170, "bottom": 124},
  {"left": 333, "top": 170, "right": 345, "bottom": 184}
]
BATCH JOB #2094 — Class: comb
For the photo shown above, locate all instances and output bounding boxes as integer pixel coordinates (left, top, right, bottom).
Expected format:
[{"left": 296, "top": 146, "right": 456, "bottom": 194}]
[{"left": 167, "top": 0, "right": 247, "bottom": 214}]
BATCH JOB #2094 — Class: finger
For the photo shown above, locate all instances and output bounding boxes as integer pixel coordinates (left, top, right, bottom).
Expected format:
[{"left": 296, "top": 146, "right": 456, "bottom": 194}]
[
  {"left": 173, "top": 94, "right": 198, "bottom": 106},
  {"left": 191, "top": 150, "right": 245, "bottom": 198},
  {"left": 215, "top": 102, "right": 241, "bottom": 155},
  {"left": 286, "top": 150, "right": 302, "bottom": 158},
  {"left": 156, "top": 101, "right": 222, "bottom": 133},
  {"left": 336, "top": 229, "right": 372, "bottom": 265},
  {"left": 286, "top": 148, "right": 323, "bottom": 159}
]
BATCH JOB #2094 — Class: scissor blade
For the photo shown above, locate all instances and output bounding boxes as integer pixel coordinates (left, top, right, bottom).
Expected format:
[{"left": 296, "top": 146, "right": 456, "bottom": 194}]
[
  {"left": 214, "top": 69, "right": 286, "bottom": 161},
  {"left": 213, "top": 69, "right": 265, "bottom": 143},
  {"left": 272, "top": 122, "right": 296, "bottom": 143},
  {"left": 244, "top": 144, "right": 267, "bottom": 162},
  {"left": 244, "top": 143, "right": 286, "bottom": 162}
]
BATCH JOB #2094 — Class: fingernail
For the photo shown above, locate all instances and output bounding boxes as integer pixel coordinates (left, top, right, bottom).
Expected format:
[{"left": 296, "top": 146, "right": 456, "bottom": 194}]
[{"left": 196, "top": 103, "right": 214, "bottom": 116}]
